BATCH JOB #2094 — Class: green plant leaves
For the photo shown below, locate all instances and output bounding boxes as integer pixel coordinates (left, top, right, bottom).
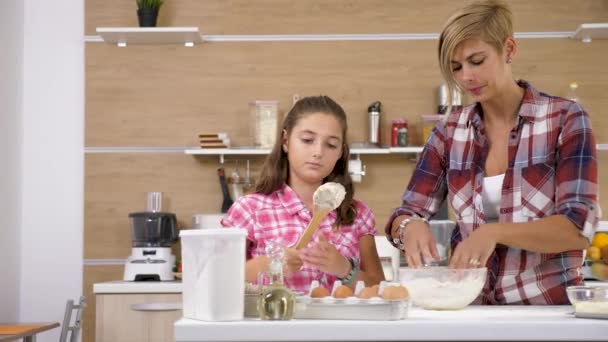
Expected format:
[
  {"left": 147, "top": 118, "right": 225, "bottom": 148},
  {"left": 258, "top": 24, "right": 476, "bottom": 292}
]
[{"left": 136, "top": 0, "right": 164, "bottom": 10}]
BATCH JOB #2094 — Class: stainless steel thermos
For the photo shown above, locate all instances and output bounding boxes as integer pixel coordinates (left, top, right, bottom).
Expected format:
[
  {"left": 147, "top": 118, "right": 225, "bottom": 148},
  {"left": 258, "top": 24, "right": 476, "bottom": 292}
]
[
  {"left": 368, "top": 101, "right": 381, "bottom": 145},
  {"left": 438, "top": 84, "right": 463, "bottom": 114}
]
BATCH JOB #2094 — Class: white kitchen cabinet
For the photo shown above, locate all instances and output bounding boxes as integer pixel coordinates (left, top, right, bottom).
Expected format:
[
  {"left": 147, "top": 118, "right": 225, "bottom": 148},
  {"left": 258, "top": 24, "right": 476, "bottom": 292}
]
[{"left": 95, "top": 293, "right": 182, "bottom": 342}]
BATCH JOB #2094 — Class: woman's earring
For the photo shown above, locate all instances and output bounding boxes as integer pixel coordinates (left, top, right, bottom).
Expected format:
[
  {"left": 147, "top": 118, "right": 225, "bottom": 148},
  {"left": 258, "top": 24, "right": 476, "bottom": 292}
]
[{"left": 506, "top": 57, "right": 512, "bottom": 64}]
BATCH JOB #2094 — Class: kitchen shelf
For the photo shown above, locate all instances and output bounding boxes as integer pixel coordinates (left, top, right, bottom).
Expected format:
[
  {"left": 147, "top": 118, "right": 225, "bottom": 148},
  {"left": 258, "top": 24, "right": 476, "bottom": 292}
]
[
  {"left": 185, "top": 147, "right": 270, "bottom": 163},
  {"left": 389, "top": 146, "right": 425, "bottom": 153},
  {"left": 184, "top": 143, "right": 608, "bottom": 163},
  {"left": 85, "top": 30, "right": 575, "bottom": 44},
  {"left": 572, "top": 23, "right": 608, "bottom": 43},
  {"left": 184, "top": 145, "right": 424, "bottom": 163},
  {"left": 84, "top": 23, "right": 607, "bottom": 45},
  {"left": 95, "top": 27, "right": 202, "bottom": 47}
]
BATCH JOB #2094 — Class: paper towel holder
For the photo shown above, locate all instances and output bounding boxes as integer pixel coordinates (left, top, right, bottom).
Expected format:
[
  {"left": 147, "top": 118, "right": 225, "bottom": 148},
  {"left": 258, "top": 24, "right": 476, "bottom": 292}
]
[{"left": 348, "top": 158, "right": 366, "bottom": 183}]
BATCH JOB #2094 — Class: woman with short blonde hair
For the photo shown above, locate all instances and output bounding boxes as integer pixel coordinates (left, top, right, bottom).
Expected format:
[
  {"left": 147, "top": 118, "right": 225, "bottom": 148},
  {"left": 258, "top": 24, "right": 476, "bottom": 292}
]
[{"left": 387, "top": 0, "right": 600, "bottom": 305}]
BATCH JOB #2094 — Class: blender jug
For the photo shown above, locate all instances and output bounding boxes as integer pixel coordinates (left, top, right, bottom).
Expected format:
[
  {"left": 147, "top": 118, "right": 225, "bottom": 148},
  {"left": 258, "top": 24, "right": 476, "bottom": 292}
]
[{"left": 129, "top": 192, "right": 178, "bottom": 247}]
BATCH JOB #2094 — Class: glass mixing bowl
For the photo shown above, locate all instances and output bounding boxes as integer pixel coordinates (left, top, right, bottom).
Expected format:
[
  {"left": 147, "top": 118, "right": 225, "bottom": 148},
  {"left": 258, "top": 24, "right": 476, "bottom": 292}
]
[
  {"left": 567, "top": 286, "right": 608, "bottom": 316},
  {"left": 400, "top": 267, "right": 487, "bottom": 310},
  {"left": 566, "top": 285, "right": 599, "bottom": 305}
]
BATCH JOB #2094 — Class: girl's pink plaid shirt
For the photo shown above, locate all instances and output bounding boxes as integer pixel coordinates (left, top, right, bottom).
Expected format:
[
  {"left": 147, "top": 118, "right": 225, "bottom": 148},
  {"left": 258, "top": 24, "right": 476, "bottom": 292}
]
[{"left": 222, "top": 184, "right": 376, "bottom": 293}]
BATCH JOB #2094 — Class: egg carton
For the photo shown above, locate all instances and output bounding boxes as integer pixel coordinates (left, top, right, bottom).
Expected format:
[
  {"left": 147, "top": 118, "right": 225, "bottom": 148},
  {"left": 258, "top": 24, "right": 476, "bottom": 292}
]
[{"left": 293, "top": 280, "right": 410, "bottom": 320}]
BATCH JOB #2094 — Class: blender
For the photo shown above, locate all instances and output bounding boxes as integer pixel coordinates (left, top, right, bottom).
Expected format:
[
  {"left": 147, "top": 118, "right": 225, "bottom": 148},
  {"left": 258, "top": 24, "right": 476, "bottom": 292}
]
[{"left": 124, "top": 192, "right": 179, "bottom": 281}]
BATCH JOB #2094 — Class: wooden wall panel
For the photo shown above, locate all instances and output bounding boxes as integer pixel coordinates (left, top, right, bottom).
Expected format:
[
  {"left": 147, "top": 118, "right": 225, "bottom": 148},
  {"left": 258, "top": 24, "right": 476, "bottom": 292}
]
[
  {"left": 85, "top": 0, "right": 608, "bottom": 36},
  {"left": 85, "top": 39, "right": 441, "bottom": 147},
  {"left": 513, "top": 40, "right": 608, "bottom": 144},
  {"left": 84, "top": 153, "right": 267, "bottom": 258},
  {"left": 86, "top": 39, "right": 608, "bottom": 147},
  {"left": 82, "top": 265, "right": 123, "bottom": 342},
  {"left": 84, "top": 151, "right": 608, "bottom": 260},
  {"left": 84, "top": 153, "right": 415, "bottom": 258}
]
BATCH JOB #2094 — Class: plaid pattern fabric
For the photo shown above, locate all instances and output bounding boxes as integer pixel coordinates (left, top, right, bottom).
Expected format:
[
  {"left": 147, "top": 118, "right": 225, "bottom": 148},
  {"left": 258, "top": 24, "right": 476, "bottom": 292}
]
[
  {"left": 386, "top": 80, "right": 601, "bottom": 304},
  {"left": 222, "top": 184, "right": 376, "bottom": 293}
]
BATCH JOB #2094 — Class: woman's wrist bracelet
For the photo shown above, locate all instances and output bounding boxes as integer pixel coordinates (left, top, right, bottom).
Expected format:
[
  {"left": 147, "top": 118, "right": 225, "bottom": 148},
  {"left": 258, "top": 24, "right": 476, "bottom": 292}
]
[{"left": 392, "top": 216, "right": 429, "bottom": 250}]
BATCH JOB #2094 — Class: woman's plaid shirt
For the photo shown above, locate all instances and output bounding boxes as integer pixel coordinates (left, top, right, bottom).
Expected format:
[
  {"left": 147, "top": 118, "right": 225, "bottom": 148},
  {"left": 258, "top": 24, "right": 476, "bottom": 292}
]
[{"left": 386, "top": 80, "right": 601, "bottom": 304}]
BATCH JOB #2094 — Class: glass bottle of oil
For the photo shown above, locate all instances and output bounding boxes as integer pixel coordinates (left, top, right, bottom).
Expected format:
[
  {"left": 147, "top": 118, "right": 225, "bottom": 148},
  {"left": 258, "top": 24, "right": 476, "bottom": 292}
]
[{"left": 257, "top": 241, "right": 295, "bottom": 320}]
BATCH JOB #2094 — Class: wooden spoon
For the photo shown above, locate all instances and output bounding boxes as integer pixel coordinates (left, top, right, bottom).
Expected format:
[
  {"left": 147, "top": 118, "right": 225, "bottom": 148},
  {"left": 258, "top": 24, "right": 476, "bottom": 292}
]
[
  {"left": 294, "top": 206, "right": 332, "bottom": 249},
  {"left": 294, "top": 182, "right": 346, "bottom": 249}
]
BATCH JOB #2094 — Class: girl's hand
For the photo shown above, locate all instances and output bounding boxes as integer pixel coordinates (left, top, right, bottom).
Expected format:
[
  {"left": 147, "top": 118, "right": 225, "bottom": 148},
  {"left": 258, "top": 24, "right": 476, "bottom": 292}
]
[
  {"left": 284, "top": 247, "right": 303, "bottom": 273},
  {"left": 300, "top": 233, "right": 350, "bottom": 277},
  {"left": 449, "top": 224, "right": 498, "bottom": 269}
]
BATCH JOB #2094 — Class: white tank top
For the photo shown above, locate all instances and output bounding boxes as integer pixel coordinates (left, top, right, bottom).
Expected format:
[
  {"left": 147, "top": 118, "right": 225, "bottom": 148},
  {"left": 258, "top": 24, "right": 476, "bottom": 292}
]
[{"left": 482, "top": 174, "right": 505, "bottom": 222}]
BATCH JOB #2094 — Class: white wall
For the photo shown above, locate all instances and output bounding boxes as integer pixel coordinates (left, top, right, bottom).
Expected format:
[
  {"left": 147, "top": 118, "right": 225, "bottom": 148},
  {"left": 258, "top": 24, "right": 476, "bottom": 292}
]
[
  {"left": 18, "top": 0, "right": 84, "bottom": 341},
  {"left": 0, "top": 0, "right": 23, "bottom": 322}
]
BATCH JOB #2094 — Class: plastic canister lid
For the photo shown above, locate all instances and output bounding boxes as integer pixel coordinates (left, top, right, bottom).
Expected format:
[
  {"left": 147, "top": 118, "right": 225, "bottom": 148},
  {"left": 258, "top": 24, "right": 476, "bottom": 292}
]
[
  {"left": 249, "top": 100, "right": 278, "bottom": 105},
  {"left": 421, "top": 114, "right": 443, "bottom": 122},
  {"left": 179, "top": 228, "right": 247, "bottom": 237}
]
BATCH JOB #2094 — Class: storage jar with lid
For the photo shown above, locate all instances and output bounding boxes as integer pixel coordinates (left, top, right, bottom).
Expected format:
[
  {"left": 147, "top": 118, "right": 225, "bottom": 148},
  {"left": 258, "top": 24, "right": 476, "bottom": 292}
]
[
  {"left": 420, "top": 114, "right": 443, "bottom": 144},
  {"left": 250, "top": 100, "right": 278, "bottom": 148}
]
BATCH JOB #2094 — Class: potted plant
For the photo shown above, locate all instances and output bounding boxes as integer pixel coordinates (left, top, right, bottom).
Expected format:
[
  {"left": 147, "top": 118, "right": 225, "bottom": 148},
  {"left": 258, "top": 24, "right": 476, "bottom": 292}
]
[{"left": 136, "top": 0, "right": 164, "bottom": 27}]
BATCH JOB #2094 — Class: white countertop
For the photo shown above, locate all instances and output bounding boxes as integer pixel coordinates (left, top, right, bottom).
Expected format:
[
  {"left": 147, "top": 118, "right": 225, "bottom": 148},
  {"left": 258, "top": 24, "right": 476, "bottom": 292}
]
[
  {"left": 174, "top": 306, "right": 606, "bottom": 341},
  {"left": 92, "top": 279, "right": 606, "bottom": 295},
  {"left": 93, "top": 280, "right": 182, "bottom": 294}
]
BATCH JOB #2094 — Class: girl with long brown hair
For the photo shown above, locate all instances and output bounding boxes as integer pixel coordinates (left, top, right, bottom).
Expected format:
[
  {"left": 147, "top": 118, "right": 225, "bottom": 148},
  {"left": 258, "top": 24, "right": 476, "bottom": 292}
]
[{"left": 223, "top": 95, "right": 384, "bottom": 292}]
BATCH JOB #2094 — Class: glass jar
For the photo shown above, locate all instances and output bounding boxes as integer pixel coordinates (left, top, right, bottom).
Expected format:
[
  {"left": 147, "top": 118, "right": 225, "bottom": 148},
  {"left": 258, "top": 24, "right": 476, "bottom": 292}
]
[
  {"left": 420, "top": 114, "right": 443, "bottom": 144},
  {"left": 257, "top": 241, "right": 295, "bottom": 320},
  {"left": 391, "top": 119, "right": 406, "bottom": 147},
  {"left": 250, "top": 100, "right": 278, "bottom": 148},
  {"left": 397, "top": 120, "right": 409, "bottom": 147},
  {"left": 567, "top": 81, "right": 579, "bottom": 103}
]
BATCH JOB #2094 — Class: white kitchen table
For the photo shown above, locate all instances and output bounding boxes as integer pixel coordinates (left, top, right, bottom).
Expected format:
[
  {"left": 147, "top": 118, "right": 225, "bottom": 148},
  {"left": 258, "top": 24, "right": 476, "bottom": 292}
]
[{"left": 174, "top": 306, "right": 607, "bottom": 341}]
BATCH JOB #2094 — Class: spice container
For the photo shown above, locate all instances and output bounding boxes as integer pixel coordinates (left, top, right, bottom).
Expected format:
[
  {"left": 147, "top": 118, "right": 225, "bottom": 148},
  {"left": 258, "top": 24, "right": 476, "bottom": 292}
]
[
  {"left": 391, "top": 120, "right": 410, "bottom": 147},
  {"left": 397, "top": 121, "right": 409, "bottom": 147},
  {"left": 250, "top": 100, "right": 278, "bottom": 148},
  {"left": 391, "top": 120, "right": 405, "bottom": 147}
]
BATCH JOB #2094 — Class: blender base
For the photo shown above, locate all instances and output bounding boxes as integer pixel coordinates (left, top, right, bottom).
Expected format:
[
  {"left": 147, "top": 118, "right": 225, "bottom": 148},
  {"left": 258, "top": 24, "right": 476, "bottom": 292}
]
[{"left": 123, "top": 247, "right": 176, "bottom": 281}]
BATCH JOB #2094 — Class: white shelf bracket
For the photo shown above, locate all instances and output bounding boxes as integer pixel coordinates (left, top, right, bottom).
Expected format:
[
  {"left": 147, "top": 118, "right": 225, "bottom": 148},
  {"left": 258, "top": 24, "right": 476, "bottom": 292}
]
[
  {"left": 219, "top": 154, "right": 225, "bottom": 164},
  {"left": 411, "top": 152, "right": 421, "bottom": 163}
]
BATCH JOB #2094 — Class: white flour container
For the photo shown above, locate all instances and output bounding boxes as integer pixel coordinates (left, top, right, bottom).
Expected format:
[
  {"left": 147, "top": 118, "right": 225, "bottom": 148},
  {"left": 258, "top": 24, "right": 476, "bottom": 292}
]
[{"left": 180, "top": 228, "right": 247, "bottom": 321}]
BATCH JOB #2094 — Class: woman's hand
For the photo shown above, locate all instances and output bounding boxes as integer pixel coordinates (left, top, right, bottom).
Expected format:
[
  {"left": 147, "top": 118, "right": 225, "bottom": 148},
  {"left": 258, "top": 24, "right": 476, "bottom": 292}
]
[
  {"left": 393, "top": 216, "right": 440, "bottom": 268},
  {"left": 300, "top": 234, "right": 351, "bottom": 277},
  {"left": 284, "top": 247, "right": 303, "bottom": 274},
  {"left": 449, "top": 224, "right": 498, "bottom": 269}
]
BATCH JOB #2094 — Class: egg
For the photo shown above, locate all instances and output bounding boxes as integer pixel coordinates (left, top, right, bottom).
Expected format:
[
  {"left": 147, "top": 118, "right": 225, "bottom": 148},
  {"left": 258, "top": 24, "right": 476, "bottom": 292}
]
[
  {"left": 357, "top": 287, "right": 378, "bottom": 299},
  {"left": 333, "top": 285, "right": 354, "bottom": 298},
  {"left": 381, "top": 285, "right": 409, "bottom": 300},
  {"left": 310, "top": 286, "right": 331, "bottom": 298},
  {"left": 371, "top": 284, "right": 380, "bottom": 293}
]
